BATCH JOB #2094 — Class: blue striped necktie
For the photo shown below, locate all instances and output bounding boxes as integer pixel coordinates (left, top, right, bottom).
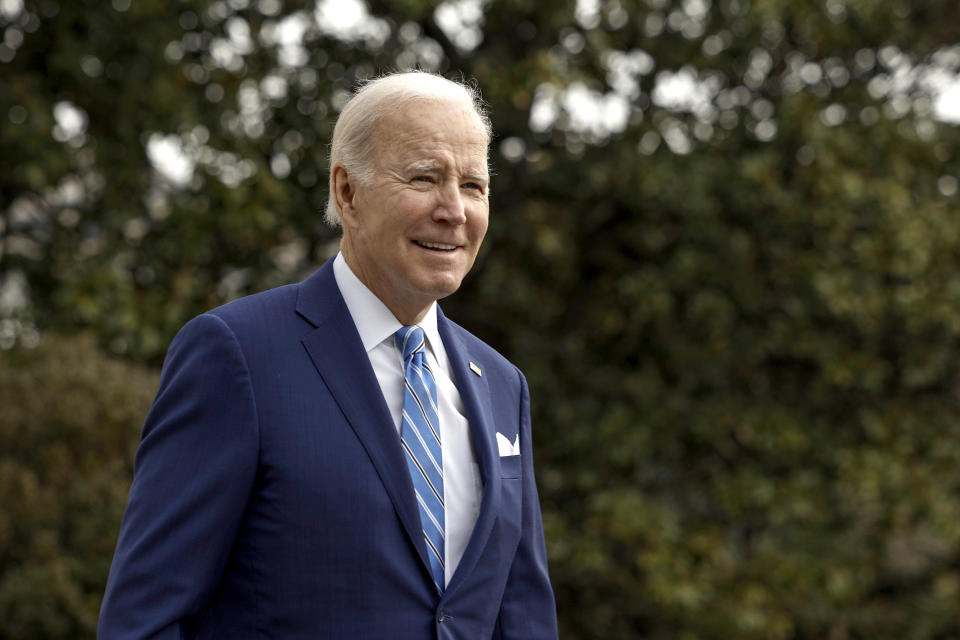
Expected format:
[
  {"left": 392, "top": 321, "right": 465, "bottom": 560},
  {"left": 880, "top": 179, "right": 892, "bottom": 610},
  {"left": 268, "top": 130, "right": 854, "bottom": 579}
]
[{"left": 395, "top": 325, "right": 445, "bottom": 592}]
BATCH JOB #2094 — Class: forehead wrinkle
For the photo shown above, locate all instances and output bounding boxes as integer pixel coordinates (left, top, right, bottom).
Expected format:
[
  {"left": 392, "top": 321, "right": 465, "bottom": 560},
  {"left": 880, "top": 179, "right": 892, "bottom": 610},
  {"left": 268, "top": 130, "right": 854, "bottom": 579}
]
[{"left": 372, "top": 111, "right": 489, "bottom": 178}]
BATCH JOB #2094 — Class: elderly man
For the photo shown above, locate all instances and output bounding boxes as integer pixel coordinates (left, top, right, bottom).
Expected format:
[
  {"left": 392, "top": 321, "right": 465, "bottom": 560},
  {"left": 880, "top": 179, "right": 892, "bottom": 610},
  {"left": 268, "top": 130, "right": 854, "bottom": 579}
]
[{"left": 98, "top": 72, "right": 558, "bottom": 639}]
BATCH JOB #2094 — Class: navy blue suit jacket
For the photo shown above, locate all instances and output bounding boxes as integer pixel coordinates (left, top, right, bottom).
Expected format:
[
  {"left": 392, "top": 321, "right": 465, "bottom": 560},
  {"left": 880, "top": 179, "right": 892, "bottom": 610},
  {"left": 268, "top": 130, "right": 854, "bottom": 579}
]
[{"left": 98, "top": 259, "right": 557, "bottom": 639}]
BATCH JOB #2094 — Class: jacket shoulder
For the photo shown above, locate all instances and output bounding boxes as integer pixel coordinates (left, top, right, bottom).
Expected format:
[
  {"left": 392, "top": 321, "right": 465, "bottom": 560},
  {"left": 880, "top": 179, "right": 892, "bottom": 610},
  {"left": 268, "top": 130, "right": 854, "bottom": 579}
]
[{"left": 204, "top": 283, "right": 300, "bottom": 327}]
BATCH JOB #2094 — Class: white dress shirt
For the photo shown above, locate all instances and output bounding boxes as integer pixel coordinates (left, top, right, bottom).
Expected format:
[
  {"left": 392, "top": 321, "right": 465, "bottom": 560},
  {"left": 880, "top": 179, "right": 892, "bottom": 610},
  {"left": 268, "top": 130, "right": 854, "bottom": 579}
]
[{"left": 332, "top": 252, "right": 483, "bottom": 585}]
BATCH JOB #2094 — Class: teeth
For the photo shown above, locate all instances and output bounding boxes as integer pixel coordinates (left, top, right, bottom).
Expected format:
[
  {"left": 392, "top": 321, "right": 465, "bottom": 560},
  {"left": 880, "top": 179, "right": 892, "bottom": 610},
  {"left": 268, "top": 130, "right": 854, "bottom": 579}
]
[{"left": 417, "top": 241, "right": 456, "bottom": 250}]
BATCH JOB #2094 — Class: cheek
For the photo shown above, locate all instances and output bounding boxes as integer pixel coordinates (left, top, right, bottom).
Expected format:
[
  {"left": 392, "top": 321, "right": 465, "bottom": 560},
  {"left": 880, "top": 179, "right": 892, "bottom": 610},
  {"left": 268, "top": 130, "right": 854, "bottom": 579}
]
[
  {"left": 394, "top": 189, "right": 434, "bottom": 211},
  {"left": 470, "top": 207, "right": 490, "bottom": 241}
]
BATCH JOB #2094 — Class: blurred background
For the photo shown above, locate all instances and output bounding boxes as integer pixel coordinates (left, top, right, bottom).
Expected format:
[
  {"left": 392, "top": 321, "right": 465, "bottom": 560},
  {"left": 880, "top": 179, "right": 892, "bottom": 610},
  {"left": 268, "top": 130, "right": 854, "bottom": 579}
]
[{"left": 2, "top": 0, "right": 960, "bottom": 637}]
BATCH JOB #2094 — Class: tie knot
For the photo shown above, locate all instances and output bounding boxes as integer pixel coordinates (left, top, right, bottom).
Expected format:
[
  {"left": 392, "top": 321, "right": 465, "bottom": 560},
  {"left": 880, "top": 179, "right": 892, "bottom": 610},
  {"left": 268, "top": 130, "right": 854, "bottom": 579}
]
[{"left": 395, "top": 325, "right": 426, "bottom": 362}]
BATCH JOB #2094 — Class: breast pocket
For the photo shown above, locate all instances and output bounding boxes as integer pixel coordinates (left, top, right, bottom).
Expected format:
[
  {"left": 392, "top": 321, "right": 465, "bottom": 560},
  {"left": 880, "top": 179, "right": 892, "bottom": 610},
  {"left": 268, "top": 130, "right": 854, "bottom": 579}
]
[
  {"left": 497, "top": 454, "right": 523, "bottom": 549},
  {"left": 499, "top": 454, "right": 522, "bottom": 479}
]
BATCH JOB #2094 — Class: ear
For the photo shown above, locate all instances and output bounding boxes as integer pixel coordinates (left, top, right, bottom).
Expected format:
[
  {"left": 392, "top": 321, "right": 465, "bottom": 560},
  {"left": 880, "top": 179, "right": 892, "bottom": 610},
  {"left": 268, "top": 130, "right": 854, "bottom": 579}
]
[{"left": 332, "top": 163, "right": 361, "bottom": 229}]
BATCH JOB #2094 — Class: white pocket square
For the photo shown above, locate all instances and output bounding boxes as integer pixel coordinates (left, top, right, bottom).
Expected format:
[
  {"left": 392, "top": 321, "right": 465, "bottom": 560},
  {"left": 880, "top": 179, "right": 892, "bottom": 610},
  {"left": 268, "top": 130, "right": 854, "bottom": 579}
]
[{"left": 496, "top": 432, "right": 520, "bottom": 457}]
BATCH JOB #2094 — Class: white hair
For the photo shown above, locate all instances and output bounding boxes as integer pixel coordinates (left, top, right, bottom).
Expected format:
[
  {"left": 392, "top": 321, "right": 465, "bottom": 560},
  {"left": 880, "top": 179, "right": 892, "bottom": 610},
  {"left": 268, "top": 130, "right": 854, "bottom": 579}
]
[{"left": 324, "top": 71, "right": 492, "bottom": 227}]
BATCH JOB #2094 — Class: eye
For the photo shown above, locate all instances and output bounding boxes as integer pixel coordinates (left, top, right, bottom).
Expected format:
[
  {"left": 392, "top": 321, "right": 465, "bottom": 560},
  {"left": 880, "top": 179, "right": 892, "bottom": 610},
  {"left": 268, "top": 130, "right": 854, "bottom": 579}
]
[
  {"left": 412, "top": 175, "right": 434, "bottom": 183},
  {"left": 462, "top": 181, "right": 485, "bottom": 192}
]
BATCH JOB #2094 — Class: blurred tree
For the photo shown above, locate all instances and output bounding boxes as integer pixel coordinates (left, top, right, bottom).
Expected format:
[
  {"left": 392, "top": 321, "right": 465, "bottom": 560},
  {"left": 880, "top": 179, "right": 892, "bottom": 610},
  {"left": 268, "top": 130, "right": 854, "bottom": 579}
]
[
  {"left": 2, "top": 0, "right": 960, "bottom": 638},
  {"left": 0, "top": 334, "right": 157, "bottom": 639}
]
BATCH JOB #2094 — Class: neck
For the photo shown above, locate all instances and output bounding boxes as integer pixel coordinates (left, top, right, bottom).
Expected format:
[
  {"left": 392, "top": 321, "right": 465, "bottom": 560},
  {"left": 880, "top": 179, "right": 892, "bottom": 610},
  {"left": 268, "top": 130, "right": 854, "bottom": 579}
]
[{"left": 340, "top": 242, "right": 432, "bottom": 326}]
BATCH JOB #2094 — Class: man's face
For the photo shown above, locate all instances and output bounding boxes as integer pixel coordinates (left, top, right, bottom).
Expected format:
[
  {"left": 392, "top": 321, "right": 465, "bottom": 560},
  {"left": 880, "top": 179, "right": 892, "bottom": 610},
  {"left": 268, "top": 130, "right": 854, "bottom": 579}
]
[{"left": 340, "top": 98, "right": 490, "bottom": 321}]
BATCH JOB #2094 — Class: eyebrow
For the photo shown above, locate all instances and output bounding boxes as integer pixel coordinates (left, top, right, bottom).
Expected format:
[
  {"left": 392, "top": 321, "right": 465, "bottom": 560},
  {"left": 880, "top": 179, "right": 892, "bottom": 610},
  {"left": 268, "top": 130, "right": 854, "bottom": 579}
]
[
  {"left": 462, "top": 171, "right": 489, "bottom": 183},
  {"left": 405, "top": 161, "right": 442, "bottom": 174},
  {"left": 404, "top": 162, "right": 489, "bottom": 183}
]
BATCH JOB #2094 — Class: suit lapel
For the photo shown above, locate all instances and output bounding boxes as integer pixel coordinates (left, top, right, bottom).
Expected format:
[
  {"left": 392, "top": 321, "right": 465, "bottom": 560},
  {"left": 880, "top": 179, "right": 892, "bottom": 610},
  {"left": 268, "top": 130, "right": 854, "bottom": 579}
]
[
  {"left": 296, "top": 261, "right": 432, "bottom": 577},
  {"left": 437, "top": 309, "right": 501, "bottom": 597}
]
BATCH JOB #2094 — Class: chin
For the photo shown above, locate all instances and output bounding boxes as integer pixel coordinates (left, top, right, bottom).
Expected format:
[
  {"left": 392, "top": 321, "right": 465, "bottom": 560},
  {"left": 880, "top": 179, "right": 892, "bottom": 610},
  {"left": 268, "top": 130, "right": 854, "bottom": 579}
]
[{"left": 415, "top": 276, "right": 464, "bottom": 301}]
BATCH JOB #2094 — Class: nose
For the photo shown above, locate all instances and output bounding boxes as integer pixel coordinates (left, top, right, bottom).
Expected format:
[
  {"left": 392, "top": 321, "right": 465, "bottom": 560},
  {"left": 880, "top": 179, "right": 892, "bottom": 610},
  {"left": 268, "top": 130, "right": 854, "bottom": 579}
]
[{"left": 433, "top": 182, "right": 466, "bottom": 224}]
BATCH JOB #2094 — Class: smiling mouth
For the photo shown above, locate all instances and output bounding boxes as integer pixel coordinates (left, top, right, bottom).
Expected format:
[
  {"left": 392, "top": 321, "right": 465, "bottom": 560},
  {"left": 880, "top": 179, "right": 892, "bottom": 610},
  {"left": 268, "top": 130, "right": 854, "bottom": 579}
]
[{"left": 415, "top": 240, "right": 458, "bottom": 251}]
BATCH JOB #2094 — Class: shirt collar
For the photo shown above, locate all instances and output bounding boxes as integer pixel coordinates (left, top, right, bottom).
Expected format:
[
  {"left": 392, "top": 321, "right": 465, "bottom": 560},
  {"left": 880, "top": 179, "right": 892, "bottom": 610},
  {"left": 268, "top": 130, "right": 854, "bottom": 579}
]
[{"left": 332, "top": 252, "right": 441, "bottom": 356}]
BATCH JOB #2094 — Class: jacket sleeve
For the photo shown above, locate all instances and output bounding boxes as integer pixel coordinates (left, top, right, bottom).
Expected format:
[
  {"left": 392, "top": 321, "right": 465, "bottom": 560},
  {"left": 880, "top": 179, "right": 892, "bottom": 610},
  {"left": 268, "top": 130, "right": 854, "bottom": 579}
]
[
  {"left": 495, "top": 369, "right": 559, "bottom": 639},
  {"left": 98, "top": 313, "right": 259, "bottom": 639}
]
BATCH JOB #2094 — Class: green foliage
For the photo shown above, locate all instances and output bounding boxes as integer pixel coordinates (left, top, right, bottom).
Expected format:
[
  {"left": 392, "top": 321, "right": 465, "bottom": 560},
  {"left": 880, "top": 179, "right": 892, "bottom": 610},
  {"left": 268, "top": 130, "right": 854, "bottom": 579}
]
[
  {"left": 0, "top": 335, "right": 157, "bottom": 639},
  {"left": 3, "top": 0, "right": 960, "bottom": 637}
]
